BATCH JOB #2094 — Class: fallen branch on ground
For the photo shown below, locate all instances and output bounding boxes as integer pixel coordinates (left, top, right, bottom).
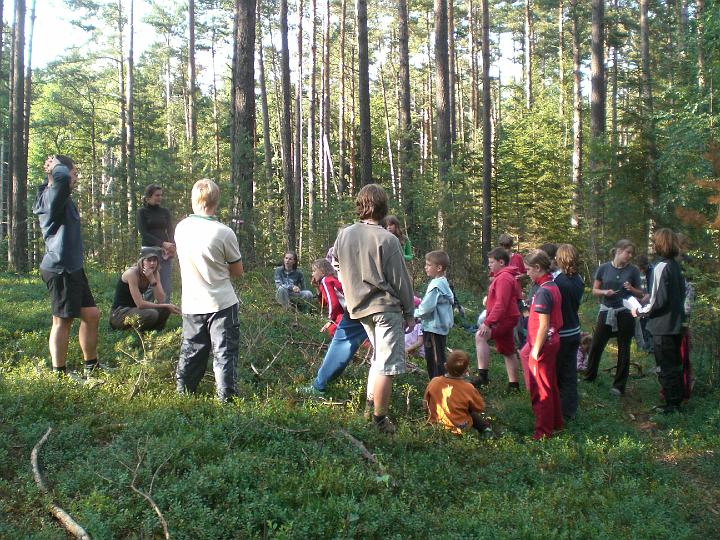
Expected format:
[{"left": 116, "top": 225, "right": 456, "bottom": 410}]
[
  {"left": 31, "top": 426, "right": 91, "bottom": 540},
  {"left": 334, "top": 429, "right": 387, "bottom": 476},
  {"left": 250, "top": 343, "right": 288, "bottom": 378},
  {"left": 128, "top": 444, "right": 171, "bottom": 540}
]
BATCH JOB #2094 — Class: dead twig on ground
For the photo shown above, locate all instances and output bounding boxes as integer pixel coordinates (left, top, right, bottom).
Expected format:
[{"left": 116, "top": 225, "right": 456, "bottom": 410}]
[
  {"left": 250, "top": 343, "right": 288, "bottom": 378},
  {"left": 334, "top": 429, "right": 387, "bottom": 477},
  {"left": 128, "top": 443, "right": 171, "bottom": 540},
  {"left": 31, "top": 427, "right": 91, "bottom": 540}
]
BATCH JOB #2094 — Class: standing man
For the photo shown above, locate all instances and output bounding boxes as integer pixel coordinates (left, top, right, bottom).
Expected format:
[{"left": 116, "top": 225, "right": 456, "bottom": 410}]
[
  {"left": 33, "top": 155, "right": 101, "bottom": 378},
  {"left": 333, "top": 184, "right": 415, "bottom": 433},
  {"left": 174, "top": 179, "right": 244, "bottom": 402}
]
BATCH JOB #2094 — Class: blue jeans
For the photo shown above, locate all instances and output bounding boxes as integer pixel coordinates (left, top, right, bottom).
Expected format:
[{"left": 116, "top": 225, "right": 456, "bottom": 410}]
[
  {"left": 176, "top": 303, "right": 239, "bottom": 401},
  {"left": 313, "top": 313, "right": 368, "bottom": 391}
]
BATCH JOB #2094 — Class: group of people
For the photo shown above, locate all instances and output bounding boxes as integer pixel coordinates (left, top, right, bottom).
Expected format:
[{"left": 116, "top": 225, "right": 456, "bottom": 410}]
[{"left": 33, "top": 154, "right": 691, "bottom": 439}]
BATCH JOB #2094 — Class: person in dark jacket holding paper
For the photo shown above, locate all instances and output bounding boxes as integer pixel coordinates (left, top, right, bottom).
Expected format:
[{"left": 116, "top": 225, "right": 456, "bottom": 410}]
[
  {"left": 137, "top": 184, "right": 176, "bottom": 301},
  {"left": 33, "top": 155, "right": 101, "bottom": 378},
  {"left": 633, "top": 229, "right": 686, "bottom": 414}
]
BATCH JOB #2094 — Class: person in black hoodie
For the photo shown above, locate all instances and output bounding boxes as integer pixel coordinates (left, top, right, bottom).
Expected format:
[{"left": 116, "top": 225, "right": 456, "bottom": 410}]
[
  {"left": 633, "top": 229, "right": 686, "bottom": 414},
  {"left": 137, "top": 184, "right": 175, "bottom": 301}
]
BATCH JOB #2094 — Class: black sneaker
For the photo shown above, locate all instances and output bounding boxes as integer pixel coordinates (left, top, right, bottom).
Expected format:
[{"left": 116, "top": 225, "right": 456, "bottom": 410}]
[
  {"left": 470, "top": 374, "right": 489, "bottom": 388},
  {"left": 374, "top": 416, "right": 397, "bottom": 435},
  {"left": 506, "top": 382, "right": 521, "bottom": 393}
]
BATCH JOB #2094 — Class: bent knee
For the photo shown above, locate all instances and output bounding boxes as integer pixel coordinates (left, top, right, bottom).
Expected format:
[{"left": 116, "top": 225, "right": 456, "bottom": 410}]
[{"left": 80, "top": 306, "right": 101, "bottom": 324}]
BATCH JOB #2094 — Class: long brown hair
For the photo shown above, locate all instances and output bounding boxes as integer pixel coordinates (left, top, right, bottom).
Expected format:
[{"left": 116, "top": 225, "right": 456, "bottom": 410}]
[{"left": 556, "top": 244, "right": 580, "bottom": 276}]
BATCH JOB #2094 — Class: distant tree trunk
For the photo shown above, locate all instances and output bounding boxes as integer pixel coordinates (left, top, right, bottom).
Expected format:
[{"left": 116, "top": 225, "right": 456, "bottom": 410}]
[
  {"left": 211, "top": 24, "right": 221, "bottom": 180},
  {"left": 524, "top": 0, "right": 533, "bottom": 110},
  {"left": 295, "top": 0, "right": 304, "bottom": 246},
  {"left": 231, "top": 0, "right": 257, "bottom": 263},
  {"left": 640, "top": 0, "right": 658, "bottom": 228},
  {"left": 165, "top": 34, "right": 173, "bottom": 149},
  {"left": 397, "top": 0, "right": 413, "bottom": 225},
  {"left": 348, "top": 40, "right": 357, "bottom": 192},
  {"left": 338, "top": 0, "right": 347, "bottom": 194},
  {"left": 257, "top": 3, "right": 273, "bottom": 190},
  {"left": 435, "top": 0, "right": 451, "bottom": 244},
  {"left": 188, "top": 0, "right": 197, "bottom": 166},
  {"left": 23, "top": 0, "right": 35, "bottom": 162},
  {"left": 448, "top": 0, "right": 456, "bottom": 143},
  {"left": 8, "top": 0, "right": 26, "bottom": 272},
  {"left": 380, "top": 67, "right": 396, "bottom": 194},
  {"left": 588, "top": 0, "right": 605, "bottom": 262},
  {"left": 558, "top": 0, "right": 565, "bottom": 141},
  {"left": 570, "top": 0, "right": 582, "bottom": 228},
  {"left": 469, "top": 0, "right": 479, "bottom": 138},
  {"left": 696, "top": 0, "right": 706, "bottom": 92},
  {"left": 356, "top": 0, "right": 372, "bottom": 185},
  {"left": 116, "top": 0, "right": 128, "bottom": 247},
  {"left": 307, "top": 0, "right": 317, "bottom": 227},
  {"left": 126, "top": 0, "right": 136, "bottom": 238},
  {"left": 0, "top": 0, "right": 5, "bottom": 249},
  {"left": 481, "top": 0, "right": 492, "bottom": 263},
  {"left": 321, "top": 0, "right": 331, "bottom": 199},
  {"left": 7, "top": 4, "right": 15, "bottom": 256},
  {"left": 280, "top": 0, "right": 295, "bottom": 249}
]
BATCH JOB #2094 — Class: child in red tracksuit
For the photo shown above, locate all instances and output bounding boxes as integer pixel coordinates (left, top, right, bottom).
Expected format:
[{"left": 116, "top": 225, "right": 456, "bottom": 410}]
[
  {"left": 312, "top": 259, "right": 345, "bottom": 337},
  {"left": 473, "top": 247, "right": 522, "bottom": 390},
  {"left": 520, "top": 250, "right": 564, "bottom": 440}
]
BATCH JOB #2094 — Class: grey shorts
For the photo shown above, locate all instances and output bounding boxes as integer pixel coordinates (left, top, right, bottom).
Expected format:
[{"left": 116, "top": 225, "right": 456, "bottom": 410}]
[{"left": 359, "top": 311, "right": 407, "bottom": 376}]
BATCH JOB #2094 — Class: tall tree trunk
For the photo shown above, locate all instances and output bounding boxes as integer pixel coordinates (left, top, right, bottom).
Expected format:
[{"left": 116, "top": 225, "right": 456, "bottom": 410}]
[
  {"left": 696, "top": 0, "right": 706, "bottom": 92},
  {"left": 165, "top": 34, "right": 173, "bottom": 149},
  {"left": 588, "top": 0, "right": 605, "bottom": 263},
  {"left": 356, "top": 0, "right": 372, "bottom": 185},
  {"left": 524, "top": 0, "right": 533, "bottom": 110},
  {"left": 469, "top": 0, "right": 478, "bottom": 137},
  {"left": 558, "top": 0, "right": 565, "bottom": 142},
  {"left": 640, "top": 0, "right": 658, "bottom": 229},
  {"left": 307, "top": 0, "right": 317, "bottom": 228},
  {"left": 188, "top": 0, "right": 197, "bottom": 167},
  {"left": 295, "top": 0, "right": 304, "bottom": 248},
  {"left": 231, "top": 0, "right": 257, "bottom": 263},
  {"left": 481, "top": 0, "right": 492, "bottom": 263},
  {"left": 126, "top": 0, "right": 136, "bottom": 240},
  {"left": 435, "top": 0, "right": 451, "bottom": 244},
  {"left": 397, "top": 0, "right": 413, "bottom": 226},
  {"left": 349, "top": 40, "right": 356, "bottom": 192},
  {"left": 380, "top": 67, "right": 396, "bottom": 194},
  {"left": 257, "top": 2, "right": 273, "bottom": 191},
  {"left": 570, "top": 0, "right": 582, "bottom": 228},
  {"left": 0, "top": 0, "right": 5, "bottom": 249},
  {"left": 23, "top": 0, "right": 35, "bottom": 166},
  {"left": 448, "top": 0, "right": 456, "bottom": 143},
  {"left": 338, "top": 0, "right": 347, "bottom": 194},
  {"left": 280, "top": 0, "right": 295, "bottom": 249},
  {"left": 6, "top": 2, "right": 15, "bottom": 258},
  {"left": 117, "top": 0, "right": 128, "bottom": 250},
  {"left": 321, "top": 0, "right": 331, "bottom": 199},
  {"left": 211, "top": 25, "right": 221, "bottom": 180},
  {"left": 8, "top": 0, "right": 26, "bottom": 272}
]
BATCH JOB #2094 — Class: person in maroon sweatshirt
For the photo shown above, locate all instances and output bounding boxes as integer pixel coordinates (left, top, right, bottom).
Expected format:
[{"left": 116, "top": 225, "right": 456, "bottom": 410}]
[
  {"left": 473, "top": 247, "right": 522, "bottom": 391},
  {"left": 520, "top": 249, "right": 564, "bottom": 440}
]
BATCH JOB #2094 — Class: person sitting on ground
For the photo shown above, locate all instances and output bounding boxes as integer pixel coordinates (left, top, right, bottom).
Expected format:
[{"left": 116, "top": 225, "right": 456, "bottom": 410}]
[
  {"left": 415, "top": 251, "right": 455, "bottom": 379},
  {"left": 274, "top": 251, "right": 314, "bottom": 308},
  {"left": 382, "top": 215, "right": 413, "bottom": 261},
  {"left": 110, "top": 247, "right": 181, "bottom": 331},
  {"left": 311, "top": 258, "right": 345, "bottom": 337},
  {"left": 424, "top": 349, "right": 489, "bottom": 435},
  {"left": 577, "top": 332, "right": 592, "bottom": 373},
  {"left": 405, "top": 297, "right": 424, "bottom": 361},
  {"left": 473, "top": 247, "right": 522, "bottom": 391}
]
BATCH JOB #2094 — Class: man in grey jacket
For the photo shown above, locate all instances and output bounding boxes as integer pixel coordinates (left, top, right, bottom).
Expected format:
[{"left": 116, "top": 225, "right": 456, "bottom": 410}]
[
  {"left": 33, "top": 155, "right": 101, "bottom": 378},
  {"left": 333, "top": 184, "right": 415, "bottom": 433}
]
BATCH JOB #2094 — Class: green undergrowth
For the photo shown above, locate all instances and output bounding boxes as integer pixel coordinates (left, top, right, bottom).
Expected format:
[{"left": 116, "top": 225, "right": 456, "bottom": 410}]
[{"left": 0, "top": 270, "right": 718, "bottom": 539}]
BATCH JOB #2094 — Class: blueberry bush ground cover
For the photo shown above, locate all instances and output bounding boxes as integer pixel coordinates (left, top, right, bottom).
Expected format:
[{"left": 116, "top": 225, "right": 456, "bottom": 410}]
[{"left": 0, "top": 270, "right": 718, "bottom": 539}]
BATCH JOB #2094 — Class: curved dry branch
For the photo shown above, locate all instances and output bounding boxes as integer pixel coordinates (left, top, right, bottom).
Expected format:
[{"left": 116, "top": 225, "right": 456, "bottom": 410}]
[{"left": 31, "top": 426, "right": 92, "bottom": 540}]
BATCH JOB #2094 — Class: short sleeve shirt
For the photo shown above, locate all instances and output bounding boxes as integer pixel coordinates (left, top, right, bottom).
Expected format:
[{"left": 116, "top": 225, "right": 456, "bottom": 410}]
[
  {"left": 175, "top": 215, "right": 242, "bottom": 314},
  {"left": 594, "top": 262, "right": 641, "bottom": 309}
]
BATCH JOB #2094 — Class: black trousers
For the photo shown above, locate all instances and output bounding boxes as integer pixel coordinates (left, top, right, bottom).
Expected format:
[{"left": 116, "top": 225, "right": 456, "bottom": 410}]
[
  {"left": 654, "top": 334, "right": 684, "bottom": 406},
  {"left": 585, "top": 309, "right": 635, "bottom": 392},
  {"left": 557, "top": 335, "right": 580, "bottom": 418},
  {"left": 424, "top": 332, "right": 447, "bottom": 379}
]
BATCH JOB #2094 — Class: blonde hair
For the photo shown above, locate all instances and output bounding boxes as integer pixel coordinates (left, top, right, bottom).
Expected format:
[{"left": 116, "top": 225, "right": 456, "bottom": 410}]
[
  {"left": 556, "top": 244, "right": 580, "bottom": 276},
  {"left": 192, "top": 179, "right": 220, "bottom": 212}
]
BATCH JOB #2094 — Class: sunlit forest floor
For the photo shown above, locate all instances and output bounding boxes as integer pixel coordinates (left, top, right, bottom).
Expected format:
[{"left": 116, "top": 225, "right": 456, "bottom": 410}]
[{"left": 1, "top": 269, "right": 718, "bottom": 538}]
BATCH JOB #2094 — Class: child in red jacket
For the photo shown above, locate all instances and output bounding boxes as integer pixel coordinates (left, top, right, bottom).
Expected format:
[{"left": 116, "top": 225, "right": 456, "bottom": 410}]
[
  {"left": 311, "top": 259, "right": 345, "bottom": 337},
  {"left": 473, "top": 247, "right": 522, "bottom": 391},
  {"left": 520, "top": 250, "right": 564, "bottom": 440}
]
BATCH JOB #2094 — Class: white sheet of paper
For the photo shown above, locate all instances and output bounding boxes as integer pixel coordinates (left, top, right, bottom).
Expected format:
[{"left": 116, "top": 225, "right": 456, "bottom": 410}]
[{"left": 623, "top": 297, "right": 642, "bottom": 311}]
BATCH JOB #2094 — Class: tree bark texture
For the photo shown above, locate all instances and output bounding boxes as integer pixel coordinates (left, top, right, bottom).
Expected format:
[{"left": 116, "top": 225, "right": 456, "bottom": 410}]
[
  {"left": 570, "top": 0, "right": 582, "bottom": 228},
  {"left": 397, "top": 0, "right": 413, "bottom": 226},
  {"left": 356, "top": 0, "right": 372, "bottom": 186},
  {"left": 232, "top": 0, "right": 257, "bottom": 263},
  {"left": 481, "top": 0, "right": 492, "bottom": 263},
  {"left": 280, "top": 0, "right": 296, "bottom": 250},
  {"left": 9, "top": 0, "right": 26, "bottom": 272}
]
